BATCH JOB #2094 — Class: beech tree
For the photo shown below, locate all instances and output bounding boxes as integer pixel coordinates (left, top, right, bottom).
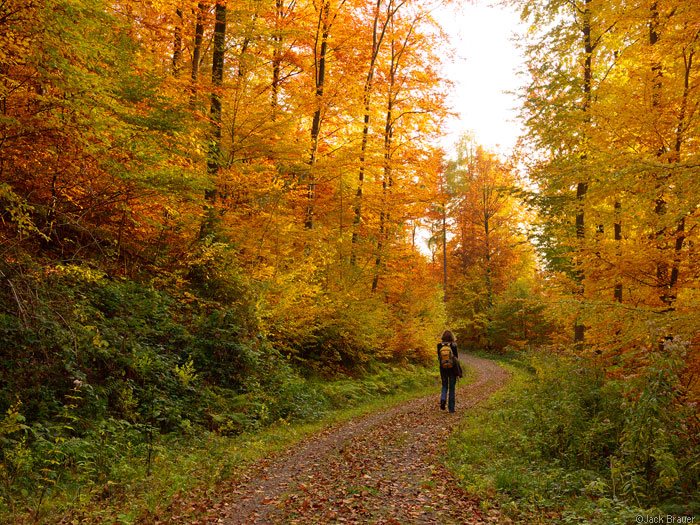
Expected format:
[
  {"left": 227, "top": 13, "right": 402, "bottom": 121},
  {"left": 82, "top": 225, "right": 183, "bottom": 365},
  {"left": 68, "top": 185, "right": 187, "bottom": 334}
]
[
  {"left": 441, "top": 136, "right": 531, "bottom": 350},
  {"left": 516, "top": 0, "right": 700, "bottom": 417}
]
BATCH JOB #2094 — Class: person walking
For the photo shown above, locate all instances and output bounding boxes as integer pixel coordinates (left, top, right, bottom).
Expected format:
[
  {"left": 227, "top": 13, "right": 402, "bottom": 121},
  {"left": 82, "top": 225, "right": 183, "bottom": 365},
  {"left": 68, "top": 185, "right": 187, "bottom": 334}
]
[{"left": 437, "top": 329, "right": 461, "bottom": 413}]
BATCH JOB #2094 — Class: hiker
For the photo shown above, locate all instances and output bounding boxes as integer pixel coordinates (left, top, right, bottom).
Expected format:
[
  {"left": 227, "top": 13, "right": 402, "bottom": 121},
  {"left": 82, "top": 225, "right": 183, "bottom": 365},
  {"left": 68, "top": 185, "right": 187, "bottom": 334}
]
[{"left": 437, "top": 329, "right": 462, "bottom": 412}]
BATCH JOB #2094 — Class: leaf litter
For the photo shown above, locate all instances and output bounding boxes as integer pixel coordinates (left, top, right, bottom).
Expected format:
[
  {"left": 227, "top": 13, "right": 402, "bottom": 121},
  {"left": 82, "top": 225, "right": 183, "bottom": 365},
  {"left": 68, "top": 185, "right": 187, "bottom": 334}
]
[{"left": 192, "top": 355, "right": 510, "bottom": 524}]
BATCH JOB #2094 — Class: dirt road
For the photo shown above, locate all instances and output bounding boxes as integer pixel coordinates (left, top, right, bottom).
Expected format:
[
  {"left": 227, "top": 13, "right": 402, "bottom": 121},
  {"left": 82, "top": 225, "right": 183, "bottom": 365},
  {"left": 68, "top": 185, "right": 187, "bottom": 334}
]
[{"left": 201, "top": 354, "right": 510, "bottom": 524}]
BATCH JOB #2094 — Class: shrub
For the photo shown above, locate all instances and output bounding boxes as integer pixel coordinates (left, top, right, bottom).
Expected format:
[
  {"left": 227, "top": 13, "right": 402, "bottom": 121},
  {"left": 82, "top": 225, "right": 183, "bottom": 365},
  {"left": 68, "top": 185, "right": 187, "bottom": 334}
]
[{"left": 449, "top": 350, "right": 700, "bottom": 521}]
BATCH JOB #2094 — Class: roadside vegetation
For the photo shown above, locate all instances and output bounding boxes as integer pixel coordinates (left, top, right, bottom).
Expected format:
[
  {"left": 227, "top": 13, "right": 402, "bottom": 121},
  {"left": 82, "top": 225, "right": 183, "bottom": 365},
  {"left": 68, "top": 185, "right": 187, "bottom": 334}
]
[
  {"left": 447, "top": 351, "right": 700, "bottom": 524},
  {"left": 2, "top": 302, "right": 444, "bottom": 525}
]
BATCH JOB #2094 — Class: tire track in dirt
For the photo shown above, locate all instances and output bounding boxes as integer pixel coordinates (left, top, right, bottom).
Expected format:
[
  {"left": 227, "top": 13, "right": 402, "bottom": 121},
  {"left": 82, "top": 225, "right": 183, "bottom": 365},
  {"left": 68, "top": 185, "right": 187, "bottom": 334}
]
[{"left": 201, "top": 354, "right": 510, "bottom": 524}]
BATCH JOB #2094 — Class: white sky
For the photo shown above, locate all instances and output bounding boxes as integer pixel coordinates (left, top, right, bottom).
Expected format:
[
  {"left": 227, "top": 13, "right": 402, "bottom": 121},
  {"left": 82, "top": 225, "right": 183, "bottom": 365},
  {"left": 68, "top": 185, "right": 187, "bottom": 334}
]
[{"left": 434, "top": 0, "right": 526, "bottom": 157}]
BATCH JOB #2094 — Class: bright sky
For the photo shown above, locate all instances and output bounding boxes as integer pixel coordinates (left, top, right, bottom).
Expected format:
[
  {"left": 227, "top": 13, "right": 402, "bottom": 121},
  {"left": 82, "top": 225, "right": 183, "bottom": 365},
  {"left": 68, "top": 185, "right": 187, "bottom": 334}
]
[
  {"left": 418, "top": 1, "right": 526, "bottom": 255},
  {"left": 434, "top": 0, "right": 526, "bottom": 157}
]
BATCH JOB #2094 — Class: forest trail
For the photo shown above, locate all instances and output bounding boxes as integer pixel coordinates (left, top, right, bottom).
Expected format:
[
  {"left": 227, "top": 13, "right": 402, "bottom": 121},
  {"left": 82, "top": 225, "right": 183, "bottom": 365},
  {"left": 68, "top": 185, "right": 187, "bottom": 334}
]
[{"left": 196, "top": 355, "right": 510, "bottom": 524}]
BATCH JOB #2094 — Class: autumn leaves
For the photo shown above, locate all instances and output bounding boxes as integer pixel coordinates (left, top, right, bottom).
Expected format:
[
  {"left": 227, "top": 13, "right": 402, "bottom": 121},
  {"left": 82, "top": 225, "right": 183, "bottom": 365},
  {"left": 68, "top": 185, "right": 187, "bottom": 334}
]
[
  {"left": 517, "top": 0, "right": 700, "bottom": 369},
  {"left": 0, "top": 0, "right": 455, "bottom": 366}
]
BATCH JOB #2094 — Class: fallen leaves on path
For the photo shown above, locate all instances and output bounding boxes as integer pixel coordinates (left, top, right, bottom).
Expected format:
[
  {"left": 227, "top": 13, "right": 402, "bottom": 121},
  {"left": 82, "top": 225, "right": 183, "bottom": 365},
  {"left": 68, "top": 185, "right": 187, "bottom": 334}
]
[{"left": 193, "top": 355, "right": 510, "bottom": 524}]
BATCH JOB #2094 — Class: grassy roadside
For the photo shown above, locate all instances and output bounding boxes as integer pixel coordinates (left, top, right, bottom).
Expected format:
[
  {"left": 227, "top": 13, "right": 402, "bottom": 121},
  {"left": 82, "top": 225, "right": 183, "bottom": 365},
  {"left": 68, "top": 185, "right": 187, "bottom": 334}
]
[
  {"left": 9, "top": 361, "right": 471, "bottom": 524},
  {"left": 445, "top": 352, "right": 699, "bottom": 524}
]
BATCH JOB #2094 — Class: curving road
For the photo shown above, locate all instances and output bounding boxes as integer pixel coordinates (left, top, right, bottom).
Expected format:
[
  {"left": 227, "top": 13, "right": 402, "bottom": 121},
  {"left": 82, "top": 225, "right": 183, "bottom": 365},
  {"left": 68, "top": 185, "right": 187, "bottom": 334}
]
[{"left": 197, "top": 354, "right": 510, "bottom": 524}]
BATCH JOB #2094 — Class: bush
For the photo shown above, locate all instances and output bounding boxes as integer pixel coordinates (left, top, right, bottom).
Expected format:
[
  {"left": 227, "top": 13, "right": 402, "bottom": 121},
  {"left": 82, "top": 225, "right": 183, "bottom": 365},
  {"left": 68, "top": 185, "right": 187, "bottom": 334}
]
[
  {"left": 0, "top": 249, "right": 442, "bottom": 519},
  {"left": 486, "top": 280, "right": 557, "bottom": 351},
  {"left": 448, "top": 350, "right": 700, "bottom": 522},
  {"left": 615, "top": 339, "right": 700, "bottom": 504}
]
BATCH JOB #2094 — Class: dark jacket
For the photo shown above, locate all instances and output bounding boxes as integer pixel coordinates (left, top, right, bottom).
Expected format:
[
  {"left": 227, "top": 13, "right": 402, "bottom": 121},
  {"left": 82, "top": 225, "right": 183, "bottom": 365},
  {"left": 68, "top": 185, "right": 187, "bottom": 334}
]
[{"left": 437, "top": 341, "right": 462, "bottom": 378}]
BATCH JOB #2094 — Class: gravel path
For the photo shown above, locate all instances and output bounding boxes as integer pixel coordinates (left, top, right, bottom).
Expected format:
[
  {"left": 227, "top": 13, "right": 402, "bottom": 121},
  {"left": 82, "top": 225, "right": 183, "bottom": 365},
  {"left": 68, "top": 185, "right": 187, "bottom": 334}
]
[{"left": 199, "top": 354, "right": 510, "bottom": 524}]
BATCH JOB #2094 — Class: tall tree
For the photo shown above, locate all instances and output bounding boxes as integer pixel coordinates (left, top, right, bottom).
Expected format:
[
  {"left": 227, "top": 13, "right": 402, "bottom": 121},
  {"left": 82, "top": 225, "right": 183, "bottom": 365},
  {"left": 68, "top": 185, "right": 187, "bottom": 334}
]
[
  {"left": 350, "top": 0, "right": 402, "bottom": 262},
  {"left": 443, "top": 137, "right": 529, "bottom": 349},
  {"left": 201, "top": 0, "right": 227, "bottom": 236},
  {"left": 371, "top": 13, "right": 419, "bottom": 292},
  {"left": 190, "top": 3, "right": 206, "bottom": 108},
  {"left": 306, "top": 0, "right": 334, "bottom": 230}
]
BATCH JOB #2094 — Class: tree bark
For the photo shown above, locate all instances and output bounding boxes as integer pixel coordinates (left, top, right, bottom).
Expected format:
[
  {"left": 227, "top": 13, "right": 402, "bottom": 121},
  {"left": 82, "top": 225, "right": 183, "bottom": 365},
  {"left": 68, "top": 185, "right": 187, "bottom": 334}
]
[
  {"left": 201, "top": 1, "right": 226, "bottom": 237},
  {"left": 306, "top": 0, "right": 331, "bottom": 230},
  {"left": 442, "top": 203, "right": 448, "bottom": 298},
  {"left": 172, "top": 8, "right": 183, "bottom": 76},
  {"left": 189, "top": 3, "right": 205, "bottom": 109},
  {"left": 649, "top": 1, "right": 673, "bottom": 309},
  {"left": 483, "top": 187, "right": 492, "bottom": 349},
  {"left": 574, "top": 0, "right": 592, "bottom": 348},
  {"left": 666, "top": 49, "right": 693, "bottom": 306},
  {"left": 371, "top": 78, "right": 393, "bottom": 293},
  {"left": 614, "top": 200, "right": 622, "bottom": 302},
  {"left": 483, "top": 187, "right": 492, "bottom": 311},
  {"left": 228, "top": 3, "right": 259, "bottom": 172},
  {"left": 351, "top": 0, "right": 394, "bottom": 262},
  {"left": 271, "top": 0, "right": 284, "bottom": 115}
]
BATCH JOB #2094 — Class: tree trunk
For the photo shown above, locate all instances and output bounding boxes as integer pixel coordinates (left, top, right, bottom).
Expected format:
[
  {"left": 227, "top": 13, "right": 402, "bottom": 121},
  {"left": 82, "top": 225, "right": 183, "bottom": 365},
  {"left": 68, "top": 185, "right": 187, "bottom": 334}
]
[
  {"left": 271, "top": 0, "right": 285, "bottom": 116},
  {"left": 306, "top": 0, "right": 330, "bottom": 230},
  {"left": 228, "top": 4, "right": 258, "bottom": 172},
  {"left": 442, "top": 201, "right": 448, "bottom": 300},
  {"left": 201, "top": 1, "right": 226, "bottom": 237},
  {"left": 372, "top": 83, "right": 393, "bottom": 293},
  {"left": 350, "top": 100, "right": 371, "bottom": 258},
  {"left": 351, "top": 0, "right": 393, "bottom": 263},
  {"left": 574, "top": 0, "right": 592, "bottom": 348},
  {"left": 649, "top": 1, "right": 673, "bottom": 310},
  {"left": 666, "top": 50, "right": 693, "bottom": 306},
  {"left": 370, "top": 16, "right": 414, "bottom": 290},
  {"left": 483, "top": 189, "right": 492, "bottom": 311},
  {"left": 614, "top": 200, "right": 622, "bottom": 302},
  {"left": 482, "top": 183, "right": 493, "bottom": 350},
  {"left": 172, "top": 8, "right": 183, "bottom": 76},
  {"left": 189, "top": 3, "right": 205, "bottom": 109}
]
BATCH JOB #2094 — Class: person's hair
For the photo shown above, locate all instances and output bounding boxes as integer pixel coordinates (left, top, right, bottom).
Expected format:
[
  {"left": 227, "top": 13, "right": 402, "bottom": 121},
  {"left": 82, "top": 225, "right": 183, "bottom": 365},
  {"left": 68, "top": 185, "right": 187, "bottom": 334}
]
[{"left": 441, "top": 329, "right": 455, "bottom": 342}]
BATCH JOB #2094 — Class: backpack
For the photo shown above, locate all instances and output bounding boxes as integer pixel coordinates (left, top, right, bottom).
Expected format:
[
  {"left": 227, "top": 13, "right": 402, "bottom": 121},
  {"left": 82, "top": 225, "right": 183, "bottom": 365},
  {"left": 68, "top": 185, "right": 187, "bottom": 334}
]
[{"left": 438, "top": 342, "right": 454, "bottom": 369}]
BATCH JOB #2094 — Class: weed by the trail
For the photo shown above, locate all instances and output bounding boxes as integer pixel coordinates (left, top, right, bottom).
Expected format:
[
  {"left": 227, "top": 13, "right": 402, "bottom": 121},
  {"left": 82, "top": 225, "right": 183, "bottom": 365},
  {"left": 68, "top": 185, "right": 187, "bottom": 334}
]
[
  {"left": 0, "top": 257, "right": 445, "bottom": 522},
  {"left": 446, "top": 351, "right": 700, "bottom": 524},
  {"left": 1, "top": 362, "right": 443, "bottom": 523}
]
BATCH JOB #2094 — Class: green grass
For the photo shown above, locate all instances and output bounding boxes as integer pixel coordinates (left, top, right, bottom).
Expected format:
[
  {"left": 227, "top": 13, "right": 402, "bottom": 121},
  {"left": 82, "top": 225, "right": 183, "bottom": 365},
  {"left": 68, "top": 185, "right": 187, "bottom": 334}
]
[
  {"left": 8, "top": 361, "right": 463, "bottom": 524},
  {"left": 445, "top": 355, "right": 699, "bottom": 524}
]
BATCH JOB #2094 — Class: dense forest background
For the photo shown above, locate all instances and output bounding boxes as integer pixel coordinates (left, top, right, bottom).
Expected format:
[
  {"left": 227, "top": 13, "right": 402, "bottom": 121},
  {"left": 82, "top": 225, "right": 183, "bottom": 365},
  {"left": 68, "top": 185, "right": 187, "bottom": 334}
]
[
  {"left": 1, "top": 0, "right": 699, "bottom": 521},
  {"left": 1, "top": 0, "right": 450, "bottom": 433}
]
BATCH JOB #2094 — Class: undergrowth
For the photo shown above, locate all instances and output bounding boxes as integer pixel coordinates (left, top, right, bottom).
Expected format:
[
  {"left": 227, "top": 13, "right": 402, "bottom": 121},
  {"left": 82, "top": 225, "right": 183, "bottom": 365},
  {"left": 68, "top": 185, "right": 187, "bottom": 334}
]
[
  {"left": 2, "top": 360, "right": 441, "bottom": 523},
  {"left": 447, "top": 351, "right": 700, "bottom": 524},
  {"left": 0, "top": 257, "right": 445, "bottom": 523}
]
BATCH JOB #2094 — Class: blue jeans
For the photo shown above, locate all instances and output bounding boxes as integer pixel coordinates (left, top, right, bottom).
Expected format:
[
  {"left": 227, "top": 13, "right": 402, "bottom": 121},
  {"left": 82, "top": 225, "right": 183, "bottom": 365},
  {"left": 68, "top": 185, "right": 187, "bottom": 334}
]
[{"left": 440, "top": 371, "right": 456, "bottom": 412}]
